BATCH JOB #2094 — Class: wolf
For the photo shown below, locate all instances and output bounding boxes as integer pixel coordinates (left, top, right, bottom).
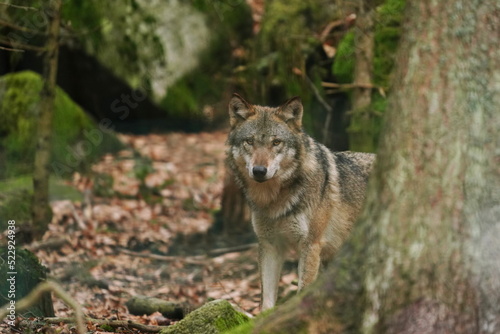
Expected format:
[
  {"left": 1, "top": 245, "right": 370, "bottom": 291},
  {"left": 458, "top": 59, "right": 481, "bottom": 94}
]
[{"left": 226, "top": 93, "right": 375, "bottom": 310}]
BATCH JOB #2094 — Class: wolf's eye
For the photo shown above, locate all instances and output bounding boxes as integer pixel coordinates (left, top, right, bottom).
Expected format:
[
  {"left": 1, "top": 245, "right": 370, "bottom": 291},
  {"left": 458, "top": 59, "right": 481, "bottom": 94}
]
[
  {"left": 272, "top": 139, "right": 282, "bottom": 146},
  {"left": 245, "top": 138, "right": 254, "bottom": 145}
]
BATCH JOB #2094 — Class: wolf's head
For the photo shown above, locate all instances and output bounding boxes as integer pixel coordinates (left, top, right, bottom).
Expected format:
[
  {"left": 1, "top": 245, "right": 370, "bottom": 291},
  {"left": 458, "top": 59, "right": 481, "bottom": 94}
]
[{"left": 227, "top": 94, "right": 304, "bottom": 183}]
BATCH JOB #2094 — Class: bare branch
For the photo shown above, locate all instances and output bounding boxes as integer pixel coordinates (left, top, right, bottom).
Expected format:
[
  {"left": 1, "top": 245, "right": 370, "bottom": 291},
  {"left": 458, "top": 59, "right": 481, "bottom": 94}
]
[
  {"left": 0, "top": 2, "right": 38, "bottom": 11},
  {"left": 322, "top": 81, "right": 382, "bottom": 90},
  {"left": 0, "top": 36, "right": 45, "bottom": 52},
  {"left": 0, "top": 281, "right": 86, "bottom": 334},
  {"left": 25, "top": 317, "right": 164, "bottom": 333},
  {"left": 0, "top": 44, "right": 24, "bottom": 52},
  {"left": 0, "top": 18, "right": 47, "bottom": 35},
  {"left": 118, "top": 248, "right": 207, "bottom": 265}
]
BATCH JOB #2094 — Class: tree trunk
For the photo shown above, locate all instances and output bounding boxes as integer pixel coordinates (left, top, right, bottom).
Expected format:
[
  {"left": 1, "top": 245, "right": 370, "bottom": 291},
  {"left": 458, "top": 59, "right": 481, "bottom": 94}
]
[
  {"left": 220, "top": 170, "right": 251, "bottom": 235},
  {"left": 32, "top": 0, "right": 62, "bottom": 238},
  {"left": 251, "top": 1, "right": 499, "bottom": 333},
  {"left": 348, "top": 0, "right": 375, "bottom": 152}
]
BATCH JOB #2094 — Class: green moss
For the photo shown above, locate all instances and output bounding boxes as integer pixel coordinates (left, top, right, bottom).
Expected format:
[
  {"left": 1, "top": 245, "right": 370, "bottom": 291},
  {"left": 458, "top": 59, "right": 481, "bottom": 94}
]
[
  {"left": 0, "top": 71, "right": 123, "bottom": 179},
  {"left": 243, "top": 0, "right": 326, "bottom": 103},
  {"left": 334, "top": 0, "right": 405, "bottom": 87},
  {"left": 333, "top": 31, "right": 355, "bottom": 84},
  {"left": 160, "top": 299, "right": 249, "bottom": 334},
  {"left": 222, "top": 320, "right": 254, "bottom": 334},
  {"left": 0, "top": 249, "right": 54, "bottom": 317},
  {"left": 331, "top": 0, "right": 406, "bottom": 152}
]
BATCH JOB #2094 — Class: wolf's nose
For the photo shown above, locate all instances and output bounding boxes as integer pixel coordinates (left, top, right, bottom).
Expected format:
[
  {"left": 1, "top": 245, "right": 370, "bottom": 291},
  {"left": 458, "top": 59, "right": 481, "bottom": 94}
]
[{"left": 252, "top": 166, "right": 267, "bottom": 178}]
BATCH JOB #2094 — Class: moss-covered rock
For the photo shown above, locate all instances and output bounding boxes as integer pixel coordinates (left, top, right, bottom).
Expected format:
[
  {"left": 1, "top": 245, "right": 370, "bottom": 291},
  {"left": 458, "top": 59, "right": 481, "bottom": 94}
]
[
  {"left": 126, "top": 296, "right": 185, "bottom": 319},
  {"left": 0, "top": 249, "right": 54, "bottom": 317},
  {"left": 160, "top": 299, "right": 250, "bottom": 334},
  {"left": 0, "top": 70, "right": 123, "bottom": 178}
]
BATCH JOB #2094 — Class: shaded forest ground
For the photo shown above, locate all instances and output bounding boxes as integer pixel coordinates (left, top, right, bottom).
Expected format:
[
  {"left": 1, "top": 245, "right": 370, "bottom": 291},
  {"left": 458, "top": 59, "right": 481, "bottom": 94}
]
[{"left": 5, "top": 131, "right": 300, "bottom": 331}]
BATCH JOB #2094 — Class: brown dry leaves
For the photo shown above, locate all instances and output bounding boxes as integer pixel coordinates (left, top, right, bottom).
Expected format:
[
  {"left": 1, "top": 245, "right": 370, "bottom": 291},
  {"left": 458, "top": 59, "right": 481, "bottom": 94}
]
[{"left": 24, "top": 131, "right": 297, "bottom": 333}]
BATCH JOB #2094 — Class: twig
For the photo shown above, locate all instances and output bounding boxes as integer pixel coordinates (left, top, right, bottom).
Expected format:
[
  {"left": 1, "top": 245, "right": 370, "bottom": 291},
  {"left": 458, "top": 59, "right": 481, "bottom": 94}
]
[
  {"left": 0, "top": 45, "right": 24, "bottom": 52},
  {"left": 319, "top": 13, "right": 357, "bottom": 41},
  {"left": 322, "top": 81, "right": 382, "bottom": 90},
  {"left": 208, "top": 243, "right": 257, "bottom": 257},
  {"left": 0, "top": 18, "right": 47, "bottom": 35},
  {"left": 0, "top": 36, "right": 45, "bottom": 52},
  {"left": 0, "top": 2, "right": 38, "bottom": 11},
  {"left": 118, "top": 248, "right": 207, "bottom": 265},
  {"left": 0, "top": 281, "right": 86, "bottom": 334},
  {"left": 31, "top": 317, "right": 164, "bottom": 333},
  {"left": 68, "top": 202, "right": 86, "bottom": 230},
  {"left": 27, "top": 237, "right": 70, "bottom": 252},
  {"left": 304, "top": 75, "right": 334, "bottom": 145}
]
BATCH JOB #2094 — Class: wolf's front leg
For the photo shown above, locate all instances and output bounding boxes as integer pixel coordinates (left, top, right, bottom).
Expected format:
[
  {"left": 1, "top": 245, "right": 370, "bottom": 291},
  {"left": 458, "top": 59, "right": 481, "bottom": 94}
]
[
  {"left": 297, "top": 242, "right": 321, "bottom": 290},
  {"left": 259, "top": 240, "right": 284, "bottom": 310}
]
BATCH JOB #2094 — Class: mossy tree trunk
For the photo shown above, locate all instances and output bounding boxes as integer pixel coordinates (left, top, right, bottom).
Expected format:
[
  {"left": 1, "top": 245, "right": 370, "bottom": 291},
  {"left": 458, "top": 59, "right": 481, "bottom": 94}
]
[
  {"left": 348, "top": 0, "right": 376, "bottom": 152},
  {"left": 32, "top": 0, "right": 62, "bottom": 238},
  {"left": 251, "top": 1, "right": 499, "bottom": 333}
]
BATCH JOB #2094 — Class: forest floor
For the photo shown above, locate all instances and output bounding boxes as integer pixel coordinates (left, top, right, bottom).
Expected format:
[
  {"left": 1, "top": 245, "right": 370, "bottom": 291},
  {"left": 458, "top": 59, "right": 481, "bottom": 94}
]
[{"left": 10, "top": 131, "right": 299, "bottom": 333}]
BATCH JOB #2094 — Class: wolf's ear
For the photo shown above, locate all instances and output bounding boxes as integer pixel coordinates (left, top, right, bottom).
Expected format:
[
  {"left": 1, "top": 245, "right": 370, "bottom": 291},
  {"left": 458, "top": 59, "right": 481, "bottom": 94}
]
[
  {"left": 229, "top": 93, "right": 254, "bottom": 127},
  {"left": 278, "top": 96, "right": 303, "bottom": 129}
]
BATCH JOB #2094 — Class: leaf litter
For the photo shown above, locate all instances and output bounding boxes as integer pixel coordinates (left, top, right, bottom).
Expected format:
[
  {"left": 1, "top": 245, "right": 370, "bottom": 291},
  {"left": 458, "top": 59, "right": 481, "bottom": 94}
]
[{"left": 14, "top": 131, "right": 299, "bottom": 333}]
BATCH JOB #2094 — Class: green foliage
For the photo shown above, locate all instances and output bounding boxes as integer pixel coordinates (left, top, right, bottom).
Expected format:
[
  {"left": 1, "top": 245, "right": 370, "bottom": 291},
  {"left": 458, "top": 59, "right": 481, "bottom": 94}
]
[
  {"left": 333, "top": 0, "right": 406, "bottom": 151},
  {"left": 334, "top": 0, "right": 405, "bottom": 87},
  {"left": 0, "top": 71, "right": 123, "bottom": 179},
  {"left": 373, "top": 0, "right": 406, "bottom": 87},
  {"left": 241, "top": 0, "right": 330, "bottom": 103},
  {"left": 333, "top": 31, "right": 355, "bottom": 83}
]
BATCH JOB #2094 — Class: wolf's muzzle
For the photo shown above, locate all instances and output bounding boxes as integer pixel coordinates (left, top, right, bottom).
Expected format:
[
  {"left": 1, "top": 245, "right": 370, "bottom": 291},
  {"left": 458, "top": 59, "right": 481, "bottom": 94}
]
[{"left": 252, "top": 165, "right": 268, "bottom": 182}]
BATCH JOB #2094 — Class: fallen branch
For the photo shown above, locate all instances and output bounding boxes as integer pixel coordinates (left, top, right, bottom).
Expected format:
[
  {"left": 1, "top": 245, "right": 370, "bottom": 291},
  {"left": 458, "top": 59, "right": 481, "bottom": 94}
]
[
  {"left": 0, "top": 2, "right": 38, "bottom": 11},
  {"left": 27, "top": 237, "right": 70, "bottom": 252},
  {"left": 0, "top": 45, "right": 24, "bottom": 52},
  {"left": 0, "top": 36, "right": 45, "bottom": 52},
  {"left": 0, "top": 18, "right": 46, "bottom": 35},
  {"left": 0, "top": 281, "right": 85, "bottom": 334},
  {"left": 126, "top": 296, "right": 185, "bottom": 319},
  {"left": 318, "top": 13, "right": 356, "bottom": 42},
  {"left": 28, "top": 317, "right": 164, "bottom": 333},
  {"left": 208, "top": 243, "right": 257, "bottom": 257},
  {"left": 118, "top": 248, "right": 207, "bottom": 265},
  {"left": 304, "top": 75, "right": 334, "bottom": 145}
]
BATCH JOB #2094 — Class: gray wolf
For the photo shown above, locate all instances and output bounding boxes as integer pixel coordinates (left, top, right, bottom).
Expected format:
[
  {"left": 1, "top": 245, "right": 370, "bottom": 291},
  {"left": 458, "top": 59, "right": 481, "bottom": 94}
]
[{"left": 226, "top": 94, "right": 375, "bottom": 310}]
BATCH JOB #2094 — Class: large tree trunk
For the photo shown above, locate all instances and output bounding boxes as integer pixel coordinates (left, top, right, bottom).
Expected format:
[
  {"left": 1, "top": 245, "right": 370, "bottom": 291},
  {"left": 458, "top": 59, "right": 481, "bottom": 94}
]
[
  {"left": 32, "top": 0, "right": 62, "bottom": 238},
  {"left": 348, "top": 0, "right": 375, "bottom": 152},
  {"left": 251, "top": 1, "right": 499, "bottom": 333}
]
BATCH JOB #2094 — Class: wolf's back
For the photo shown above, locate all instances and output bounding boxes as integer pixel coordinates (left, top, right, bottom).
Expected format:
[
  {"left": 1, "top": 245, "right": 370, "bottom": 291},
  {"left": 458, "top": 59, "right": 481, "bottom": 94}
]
[{"left": 333, "top": 151, "right": 375, "bottom": 209}]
